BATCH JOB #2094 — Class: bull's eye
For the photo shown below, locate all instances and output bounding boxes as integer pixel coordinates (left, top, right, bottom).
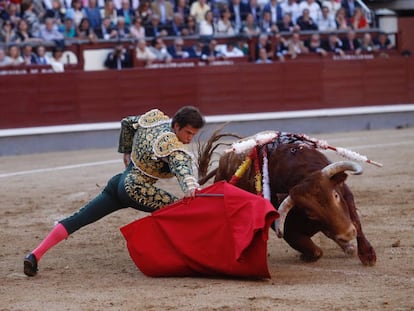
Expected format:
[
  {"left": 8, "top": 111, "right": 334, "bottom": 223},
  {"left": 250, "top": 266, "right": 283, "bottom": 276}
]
[{"left": 333, "top": 191, "right": 340, "bottom": 202}]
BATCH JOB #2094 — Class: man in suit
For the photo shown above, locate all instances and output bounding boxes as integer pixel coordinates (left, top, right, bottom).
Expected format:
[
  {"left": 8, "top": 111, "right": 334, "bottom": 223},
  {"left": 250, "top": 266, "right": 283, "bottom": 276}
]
[
  {"left": 247, "top": 0, "right": 262, "bottom": 25},
  {"left": 229, "top": 0, "right": 249, "bottom": 33},
  {"left": 341, "top": 0, "right": 361, "bottom": 20},
  {"left": 342, "top": 29, "right": 362, "bottom": 54},
  {"left": 145, "top": 14, "right": 169, "bottom": 37},
  {"left": 116, "top": 0, "right": 136, "bottom": 26},
  {"left": 151, "top": 0, "right": 174, "bottom": 25},
  {"left": 262, "top": 0, "right": 283, "bottom": 25}
]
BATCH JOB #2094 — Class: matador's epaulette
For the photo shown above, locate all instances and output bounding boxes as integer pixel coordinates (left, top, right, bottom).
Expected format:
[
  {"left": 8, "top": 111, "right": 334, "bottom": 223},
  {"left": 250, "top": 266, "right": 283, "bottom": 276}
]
[
  {"left": 153, "top": 132, "right": 190, "bottom": 158},
  {"left": 133, "top": 109, "right": 170, "bottom": 129}
]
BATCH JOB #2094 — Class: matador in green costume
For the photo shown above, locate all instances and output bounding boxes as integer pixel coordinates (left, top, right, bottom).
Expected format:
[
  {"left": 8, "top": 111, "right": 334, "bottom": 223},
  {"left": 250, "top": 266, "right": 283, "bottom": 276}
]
[{"left": 24, "top": 106, "right": 205, "bottom": 276}]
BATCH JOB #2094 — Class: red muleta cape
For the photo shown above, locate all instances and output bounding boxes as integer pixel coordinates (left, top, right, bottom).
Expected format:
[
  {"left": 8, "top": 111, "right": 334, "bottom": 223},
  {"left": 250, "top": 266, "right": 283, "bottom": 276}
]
[{"left": 120, "top": 181, "right": 279, "bottom": 278}]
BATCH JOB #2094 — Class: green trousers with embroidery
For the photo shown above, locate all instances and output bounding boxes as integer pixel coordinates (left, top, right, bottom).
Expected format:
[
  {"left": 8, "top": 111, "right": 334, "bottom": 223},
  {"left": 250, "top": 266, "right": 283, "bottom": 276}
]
[{"left": 60, "top": 163, "right": 177, "bottom": 234}]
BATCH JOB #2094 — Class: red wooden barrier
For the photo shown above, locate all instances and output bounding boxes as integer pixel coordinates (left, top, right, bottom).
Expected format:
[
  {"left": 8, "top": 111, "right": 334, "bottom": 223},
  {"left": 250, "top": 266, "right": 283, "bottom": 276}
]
[{"left": 0, "top": 56, "right": 413, "bottom": 129}]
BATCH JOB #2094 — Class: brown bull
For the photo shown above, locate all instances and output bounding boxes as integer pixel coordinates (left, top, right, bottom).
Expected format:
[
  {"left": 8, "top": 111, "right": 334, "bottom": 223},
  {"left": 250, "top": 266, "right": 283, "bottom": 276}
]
[{"left": 198, "top": 133, "right": 376, "bottom": 266}]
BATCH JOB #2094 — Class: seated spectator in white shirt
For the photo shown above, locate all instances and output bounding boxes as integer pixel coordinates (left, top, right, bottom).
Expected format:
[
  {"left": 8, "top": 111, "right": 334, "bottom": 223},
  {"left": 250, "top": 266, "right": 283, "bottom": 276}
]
[
  {"left": 217, "top": 42, "right": 245, "bottom": 58},
  {"left": 317, "top": 6, "right": 337, "bottom": 31}
]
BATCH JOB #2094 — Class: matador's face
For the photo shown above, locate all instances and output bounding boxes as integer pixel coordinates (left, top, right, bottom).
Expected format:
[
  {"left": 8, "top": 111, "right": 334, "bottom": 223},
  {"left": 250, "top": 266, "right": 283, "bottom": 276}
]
[{"left": 173, "top": 124, "right": 199, "bottom": 144}]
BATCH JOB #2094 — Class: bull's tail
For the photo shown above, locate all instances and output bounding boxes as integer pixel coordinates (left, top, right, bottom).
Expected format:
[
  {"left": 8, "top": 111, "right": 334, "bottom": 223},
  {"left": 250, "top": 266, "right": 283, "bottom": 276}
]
[{"left": 196, "top": 124, "right": 242, "bottom": 185}]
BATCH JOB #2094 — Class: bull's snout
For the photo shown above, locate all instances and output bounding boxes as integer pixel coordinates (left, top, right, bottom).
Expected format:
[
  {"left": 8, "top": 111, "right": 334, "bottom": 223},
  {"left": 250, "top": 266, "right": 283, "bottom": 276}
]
[{"left": 335, "top": 224, "right": 357, "bottom": 243}]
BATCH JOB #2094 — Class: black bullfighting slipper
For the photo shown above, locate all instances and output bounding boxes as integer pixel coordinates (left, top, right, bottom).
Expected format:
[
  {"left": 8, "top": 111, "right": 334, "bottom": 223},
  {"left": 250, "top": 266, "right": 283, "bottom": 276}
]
[{"left": 24, "top": 253, "right": 38, "bottom": 277}]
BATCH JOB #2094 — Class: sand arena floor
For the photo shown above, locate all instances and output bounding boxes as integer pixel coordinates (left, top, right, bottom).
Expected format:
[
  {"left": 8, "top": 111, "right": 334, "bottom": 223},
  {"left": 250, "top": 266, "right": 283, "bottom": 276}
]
[{"left": 1, "top": 128, "right": 413, "bottom": 310}]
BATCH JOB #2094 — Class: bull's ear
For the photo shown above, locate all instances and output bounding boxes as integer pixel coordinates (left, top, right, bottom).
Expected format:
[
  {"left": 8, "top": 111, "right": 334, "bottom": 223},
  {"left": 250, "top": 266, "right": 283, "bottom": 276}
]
[{"left": 330, "top": 172, "right": 348, "bottom": 184}]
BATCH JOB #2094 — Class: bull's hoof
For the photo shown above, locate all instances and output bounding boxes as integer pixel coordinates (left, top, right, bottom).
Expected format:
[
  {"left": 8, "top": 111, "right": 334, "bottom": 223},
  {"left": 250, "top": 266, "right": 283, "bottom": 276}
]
[
  {"left": 358, "top": 249, "right": 377, "bottom": 266},
  {"left": 300, "top": 250, "right": 323, "bottom": 262},
  {"left": 358, "top": 243, "right": 377, "bottom": 266},
  {"left": 340, "top": 242, "right": 357, "bottom": 256}
]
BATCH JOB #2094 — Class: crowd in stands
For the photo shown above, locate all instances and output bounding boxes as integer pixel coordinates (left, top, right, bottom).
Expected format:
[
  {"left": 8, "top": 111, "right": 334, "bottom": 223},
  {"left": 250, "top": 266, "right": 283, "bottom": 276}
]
[{"left": 0, "top": 0, "right": 396, "bottom": 69}]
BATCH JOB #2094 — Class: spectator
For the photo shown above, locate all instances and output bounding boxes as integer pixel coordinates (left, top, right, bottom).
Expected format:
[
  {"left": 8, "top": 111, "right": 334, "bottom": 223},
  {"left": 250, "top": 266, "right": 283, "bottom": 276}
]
[
  {"left": 335, "top": 7, "right": 348, "bottom": 30},
  {"left": 317, "top": 5, "right": 337, "bottom": 32},
  {"left": 341, "top": 0, "right": 360, "bottom": 21},
  {"left": 374, "top": 32, "right": 394, "bottom": 51},
  {"left": 183, "top": 15, "right": 197, "bottom": 36},
  {"left": 116, "top": 0, "right": 135, "bottom": 26},
  {"left": 145, "top": 14, "right": 168, "bottom": 37},
  {"left": 359, "top": 32, "right": 376, "bottom": 53},
  {"left": 39, "top": 17, "right": 65, "bottom": 47},
  {"left": 322, "top": 33, "right": 345, "bottom": 55},
  {"left": 277, "top": 12, "right": 295, "bottom": 32},
  {"left": 149, "top": 36, "right": 172, "bottom": 62},
  {"left": 114, "top": 16, "right": 130, "bottom": 39},
  {"left": 49, "top": 46, "right": 65, "bottom": 72},
  {"left": 259, "top": 10, "right": 278, "bottom": 34},
  {"left": 0, "top": 20, "right": 16, "bottom": 43},
  {"left": 151, "top": 0, "right": 173, "bottom": 25},
  {"left": 104, "top": 43, "right": 132, "bottom": 69},
  {"left": 135, "top": 0, "right": 153, "bottom": 25},
  {"left": 286, "top": 31, "right": 309, "bottom": 59},
  {"left": 190, "top": 0, "right": 210, "bottom": 24},
  {"left": 255, "top": 33, "right": 272, "bottom": 61},
  {"left": 201, "top": 39, "right": 222, "bottom": 62},
  {"left": 215, "top": 8, "right": 236, "bottom": 36},
  {"left": 45, "top": 0, "right": 66, "bottom": 25},
  {"left": 21, "top": 0, "right": 41, "bottom": 38},
  {"left": 0, "top": 0, "right": 10, "bottom": 22},
  {"left": 187, "top": 39, "right": 205, "bottom": 59},
  {"left": 322, "top": 0, "right": 341, "bottom": 20},
  {"left": 83, "top": 0, "right": 102, "bottom": 30},
  {"left": 306, "top": 33, "right": 328, "bottom": 56},
  {"left": 7, "top": 44, "right": 24, "bottom": 65},
  {"left": 59, "top": 17, "right": 77, "bottom": 39},
  {"left": 167, "top": 37, "right": 190, "bottom": 59},
  {"left": 96, "top": 16, "right": 118, "bottom": 39},
  {"left": 229, "top": 0, "right": 249, "bottom": 33},
  {"left": 280, "top": 0, "right": 300, "bottom": 24},
  {"left": 77, "top": 17, "right": 98, "bottom": 41},
  {"left": 240, "top": 12, "right": 259, "bottom": 36},
  {"left": 129, "top": 16, "right": 145, "bottom": 39},
  {"left": 21, "top": 44, "right": 37, "bottom": 64},
  {"left": 13, "top": 19, "right": 42, "bottom": 43},
  {"left": 167, "top": 12, "right": 186, "bottom": 36},
  {"left": 65, "top": 0, "right": 85, "bottom": 27},
  {"left": 256, "top": 47, "right": 272, "bottom": 64},
  {"left": 113, "top": 0, "right": 139, "bottom": 10},
  {"left": 274, "top": 32, "right": 288, "bottom": 61},
  {"left": 350, "top": 7, "right": 368, "bottom": 30},
  {"left": 218, "top": 41, "right": 244, "bottom": 58},
  {"left": 0, "top": 46, "right": 12, "bottom": 66},
  {"left": 135, "top": 38, "right": 156, "bottom": 65},
  {"left": 34, "top": 45, "right": 50, "bottom": 65},
  {"left": 342, "top": 28, "right": 361, "bottom": 54},
  {"left": 247, "top": 0, "right": 261, "bottom": 25},
  {"left": 296, "top": 8, "right": 318, "bottom": 31},
  {"left": 102, "top": 0, "right": 118, "bottom": 27},
  {"left": 6, "top": 2, "right": 21, "bottom": 26},
  {"left": 61, "top": 0, "right": 73, "bottom": 10},
  {"left": 235, "top": 35, "right": 249, "bottom": 56},
  {"left": 199, "top": 9, "right": 214, "bottom": 36},
  {"left": 262, "top": 0, "right": 283, "bottom": 26},
  {"left": 174, "top": 0, "right": 190, "bottom": 21},
  {"left": 298, "top": 0, "right": 321, "bottom": 22}
]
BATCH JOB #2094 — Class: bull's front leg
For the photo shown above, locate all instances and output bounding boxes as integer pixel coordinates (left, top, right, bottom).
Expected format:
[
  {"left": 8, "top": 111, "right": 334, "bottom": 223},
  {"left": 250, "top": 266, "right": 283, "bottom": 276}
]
[
  {"left": 343, "top": 184, "right": 376, "bottom": 266},
  {"left": 284, "top": 210, "right": 323, "bottom": 262}
]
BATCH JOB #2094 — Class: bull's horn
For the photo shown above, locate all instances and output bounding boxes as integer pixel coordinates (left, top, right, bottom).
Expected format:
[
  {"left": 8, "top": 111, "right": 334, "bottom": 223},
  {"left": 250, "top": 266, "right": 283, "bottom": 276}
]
[
  {"left": 275, "top": 195, "right": 295, "bottom": 239},
  {"left": 321, "top": 161, "right": 363, "bottom": 178}
]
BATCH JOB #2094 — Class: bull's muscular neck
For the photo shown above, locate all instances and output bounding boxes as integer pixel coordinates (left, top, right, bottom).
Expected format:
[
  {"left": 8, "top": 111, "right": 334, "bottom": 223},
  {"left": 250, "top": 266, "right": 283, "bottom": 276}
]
[{"left": 268, "top": 144, "right": 330, "bottom": 193}]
